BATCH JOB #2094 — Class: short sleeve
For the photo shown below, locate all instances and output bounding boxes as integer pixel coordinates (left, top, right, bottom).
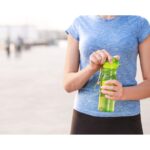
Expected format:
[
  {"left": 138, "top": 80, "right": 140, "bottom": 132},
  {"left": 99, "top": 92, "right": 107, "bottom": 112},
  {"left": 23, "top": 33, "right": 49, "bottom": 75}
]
[
  {"left": 65, "top": 17, "right": 80, "bottom": 41},
  {"left": 137, "top": 17, "right": 150, "bottom": 43}
]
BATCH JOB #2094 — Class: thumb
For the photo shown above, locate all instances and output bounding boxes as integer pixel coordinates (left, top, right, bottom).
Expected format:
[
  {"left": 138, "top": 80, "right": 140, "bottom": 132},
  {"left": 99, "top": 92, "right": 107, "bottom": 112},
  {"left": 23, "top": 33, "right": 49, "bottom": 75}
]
[{"left": 113, "top": 55, "right": 120, "bottom": 60}]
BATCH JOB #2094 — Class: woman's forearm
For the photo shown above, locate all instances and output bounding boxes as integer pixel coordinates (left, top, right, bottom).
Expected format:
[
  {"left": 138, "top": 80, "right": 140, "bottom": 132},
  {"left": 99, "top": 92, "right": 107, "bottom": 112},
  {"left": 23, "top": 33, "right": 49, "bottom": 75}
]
[
  {"left": 63, "top": 65, "right": 97, "bottom": 92},
  {"left": 122, "top": 79, "right": 150, "bottom": 100}
]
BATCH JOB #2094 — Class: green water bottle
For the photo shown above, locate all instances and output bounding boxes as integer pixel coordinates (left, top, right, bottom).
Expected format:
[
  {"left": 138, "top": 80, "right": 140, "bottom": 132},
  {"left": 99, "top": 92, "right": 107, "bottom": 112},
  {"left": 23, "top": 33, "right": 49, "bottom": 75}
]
[{"left": 98, "top": 57, "right": 120, "bottom": 112}]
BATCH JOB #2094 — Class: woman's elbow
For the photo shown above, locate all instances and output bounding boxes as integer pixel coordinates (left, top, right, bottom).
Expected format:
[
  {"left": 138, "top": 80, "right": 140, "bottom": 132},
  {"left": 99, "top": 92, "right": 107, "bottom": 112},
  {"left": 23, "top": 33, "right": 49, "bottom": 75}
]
[
  {"left": 63, "top": 81, "right": 74, "bottom": 93},
  {"left": 63, "top": 74, "right": 78, "bottom": 93},
  {"left": 64, "top": 84, "right": 72, "bottom": 93}
]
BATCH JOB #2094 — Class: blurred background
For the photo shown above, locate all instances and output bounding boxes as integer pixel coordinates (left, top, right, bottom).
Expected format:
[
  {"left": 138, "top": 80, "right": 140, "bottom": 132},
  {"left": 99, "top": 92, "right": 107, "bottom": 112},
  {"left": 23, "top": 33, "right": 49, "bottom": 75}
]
[{"left": 0, "top": 0, "right": 149, "bottom": 134}]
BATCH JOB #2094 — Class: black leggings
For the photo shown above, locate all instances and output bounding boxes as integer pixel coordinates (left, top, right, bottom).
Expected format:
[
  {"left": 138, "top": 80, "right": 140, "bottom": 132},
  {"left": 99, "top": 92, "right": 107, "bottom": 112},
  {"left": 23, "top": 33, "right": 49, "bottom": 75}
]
[{"left": 71, "top": 109, "right": 143, "bottom": 134}]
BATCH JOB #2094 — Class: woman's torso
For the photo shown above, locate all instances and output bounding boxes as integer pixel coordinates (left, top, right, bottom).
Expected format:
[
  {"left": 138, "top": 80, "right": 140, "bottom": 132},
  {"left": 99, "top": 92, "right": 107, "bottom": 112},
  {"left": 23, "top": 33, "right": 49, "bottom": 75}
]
[{"left": 66, "top": 15, "right": 150, "bottom": 117}]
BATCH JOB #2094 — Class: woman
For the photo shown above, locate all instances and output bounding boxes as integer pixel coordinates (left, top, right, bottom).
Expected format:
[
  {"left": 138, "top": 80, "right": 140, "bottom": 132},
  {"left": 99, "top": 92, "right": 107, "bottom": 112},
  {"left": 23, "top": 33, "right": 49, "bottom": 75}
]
[{"left": 63, "top": 15, "right": 150, "bottom": 134}]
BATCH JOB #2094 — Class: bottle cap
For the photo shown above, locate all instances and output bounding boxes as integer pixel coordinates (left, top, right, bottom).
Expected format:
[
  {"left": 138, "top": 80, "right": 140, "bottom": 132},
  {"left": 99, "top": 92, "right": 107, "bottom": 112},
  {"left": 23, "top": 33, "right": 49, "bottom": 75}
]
[{"left": 103, "top": 57, "right": 120, "bottom": 69}]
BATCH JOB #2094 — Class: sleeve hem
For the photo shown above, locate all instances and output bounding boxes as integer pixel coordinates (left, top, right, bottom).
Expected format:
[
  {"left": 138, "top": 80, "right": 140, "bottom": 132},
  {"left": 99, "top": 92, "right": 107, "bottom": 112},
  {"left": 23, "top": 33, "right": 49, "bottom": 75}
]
[
  {"left": 65, "top": 30, "right": 79, "bottom": 41},
  {"left": 138, "top": 31, "right": 150, "bottom": 44}
]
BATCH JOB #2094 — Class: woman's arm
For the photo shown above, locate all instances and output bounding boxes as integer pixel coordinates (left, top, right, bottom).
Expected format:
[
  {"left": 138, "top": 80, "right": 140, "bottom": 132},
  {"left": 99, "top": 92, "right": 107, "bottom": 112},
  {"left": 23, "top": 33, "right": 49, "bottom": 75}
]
[
  {"left": 63, "top": 35, "right": 96, "bottom": 92},
  {"left": 63, "top": 35, "right": 113, "bottom": 92},
  {"left": 101, "top": 36, "right": 150, "bottom": 100},
  {"left": 122, "top": 35, "right": 150, "bottom": 100}
]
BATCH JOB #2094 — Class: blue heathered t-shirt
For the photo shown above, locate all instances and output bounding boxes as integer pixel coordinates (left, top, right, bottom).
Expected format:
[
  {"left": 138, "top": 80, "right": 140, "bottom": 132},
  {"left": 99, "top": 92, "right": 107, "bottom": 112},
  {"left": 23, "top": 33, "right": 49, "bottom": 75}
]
[{"left": 65, "top": 15, "right": 150, "bottom": 117}]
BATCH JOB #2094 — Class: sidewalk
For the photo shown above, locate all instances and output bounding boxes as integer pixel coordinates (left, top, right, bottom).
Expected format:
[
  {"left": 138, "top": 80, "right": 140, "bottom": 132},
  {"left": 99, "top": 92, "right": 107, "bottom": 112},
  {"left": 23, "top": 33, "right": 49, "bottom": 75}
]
[{"left": 0, "top": 43, "right": 149, "bottom": 134}]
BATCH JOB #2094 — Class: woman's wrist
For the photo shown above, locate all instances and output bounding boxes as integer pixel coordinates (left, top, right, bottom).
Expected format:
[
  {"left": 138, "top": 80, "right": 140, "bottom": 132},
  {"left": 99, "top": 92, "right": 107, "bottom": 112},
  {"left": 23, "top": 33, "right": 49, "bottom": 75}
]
[{"left": 86, "top": 64, "right": 100, "bottom": 74}]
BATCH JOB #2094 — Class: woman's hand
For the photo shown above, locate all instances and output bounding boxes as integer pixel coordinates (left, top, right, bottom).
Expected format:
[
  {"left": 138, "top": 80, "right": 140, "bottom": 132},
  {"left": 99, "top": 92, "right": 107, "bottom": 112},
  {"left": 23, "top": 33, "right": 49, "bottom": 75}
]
[
  {"left": 101, "top": 80, "right": 124, "bottom": 100},
  {"left": 88, "top": 49, "right": 113, "bottom": 72}
]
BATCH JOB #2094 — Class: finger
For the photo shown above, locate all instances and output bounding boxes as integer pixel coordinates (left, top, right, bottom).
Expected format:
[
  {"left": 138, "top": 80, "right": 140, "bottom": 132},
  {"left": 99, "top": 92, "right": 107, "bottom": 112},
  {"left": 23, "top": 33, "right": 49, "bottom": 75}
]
[
  {"left": 114, "top": 55, "right": 120, "bottom": 60},
  {"left": 96, "top": 50, "right": 107, "bottom": 62},
  {"left": 90, "top": 54, "right": 100, "bottom": 65},
  {"left": 101, "top": 85, "right": 118, "bottom": 92},
  {"left": 104, "top": 80, "right": 121, "bottom": 86},
  {"left": 97, "top": 51, "right": 107, "bottom": 64},
  {"left": 101, "top": 49, "right": 113, "bottom": 63},
  {"left": 105, "top": 95, "right": 115, "bottom": 100},
  {"left": 91, "top": 56, "right": 99, "bottom": 65},
  {"left": 105, "top": 94, "right": 122, "bottom": 100},
  {"left": 93, "top": 52, "right": 102, "bottom": 64},
  {"left": 101, "top": 89, "right": 116, "bottom": 97}
]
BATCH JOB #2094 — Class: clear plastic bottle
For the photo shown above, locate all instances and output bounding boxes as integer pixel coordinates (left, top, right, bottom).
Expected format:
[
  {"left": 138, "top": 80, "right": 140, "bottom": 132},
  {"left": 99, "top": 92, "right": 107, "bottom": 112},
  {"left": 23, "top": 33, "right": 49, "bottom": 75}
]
[{"left": 98, "top": 57, "right": 120, "bottom": 112}]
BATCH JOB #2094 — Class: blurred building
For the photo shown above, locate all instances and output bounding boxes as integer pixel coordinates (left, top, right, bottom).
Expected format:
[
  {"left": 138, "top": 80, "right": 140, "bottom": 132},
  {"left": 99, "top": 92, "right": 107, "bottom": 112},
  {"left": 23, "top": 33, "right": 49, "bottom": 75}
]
[{"left": 0, "top": 25, "right": 66, "bottom": 50}]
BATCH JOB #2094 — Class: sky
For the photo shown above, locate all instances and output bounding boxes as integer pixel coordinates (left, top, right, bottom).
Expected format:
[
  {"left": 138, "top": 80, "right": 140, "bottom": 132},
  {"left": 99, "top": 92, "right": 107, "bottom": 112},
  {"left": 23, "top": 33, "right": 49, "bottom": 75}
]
[{"left": 0, "top": 0, "right": 149, "bottom": 30}]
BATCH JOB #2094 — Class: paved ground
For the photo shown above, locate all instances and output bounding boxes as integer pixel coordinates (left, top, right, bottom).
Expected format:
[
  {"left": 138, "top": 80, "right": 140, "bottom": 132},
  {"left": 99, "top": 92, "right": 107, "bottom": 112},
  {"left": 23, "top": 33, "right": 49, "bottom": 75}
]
[{"left": 0, "top": 41, "right": 149, "bottom": 134}]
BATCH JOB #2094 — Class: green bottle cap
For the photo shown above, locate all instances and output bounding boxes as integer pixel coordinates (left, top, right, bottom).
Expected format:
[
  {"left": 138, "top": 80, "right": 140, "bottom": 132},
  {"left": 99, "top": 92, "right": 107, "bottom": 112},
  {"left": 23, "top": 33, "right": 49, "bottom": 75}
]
[{"left": 103, "top": 57, "right": 120, "bottom": 69}]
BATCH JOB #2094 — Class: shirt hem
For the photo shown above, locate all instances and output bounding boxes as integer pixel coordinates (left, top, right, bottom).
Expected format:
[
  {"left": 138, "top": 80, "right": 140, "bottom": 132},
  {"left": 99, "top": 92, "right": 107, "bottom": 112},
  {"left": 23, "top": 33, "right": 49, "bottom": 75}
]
[{"left": 73, "top": 107, "right": 141, "bottom": 118}]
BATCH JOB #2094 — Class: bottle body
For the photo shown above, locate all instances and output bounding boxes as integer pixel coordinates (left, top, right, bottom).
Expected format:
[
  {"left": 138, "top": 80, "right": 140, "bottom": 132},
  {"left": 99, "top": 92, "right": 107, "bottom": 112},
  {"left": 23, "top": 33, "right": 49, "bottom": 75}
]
[
  {"left": 98, "top": 69, "right": 117, "bottom": 112},
  {"left": 98, "top": 58, "right": 120, "bottom": 112}
]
